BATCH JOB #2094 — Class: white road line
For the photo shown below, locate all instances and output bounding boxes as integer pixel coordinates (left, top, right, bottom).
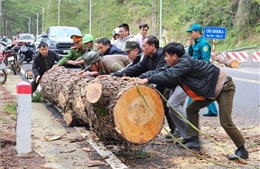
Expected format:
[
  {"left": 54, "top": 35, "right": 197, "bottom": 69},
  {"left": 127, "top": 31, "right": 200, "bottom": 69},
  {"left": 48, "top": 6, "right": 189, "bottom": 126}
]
[{"left": 232, "top": 77, "right": 260, "bottom": 84}]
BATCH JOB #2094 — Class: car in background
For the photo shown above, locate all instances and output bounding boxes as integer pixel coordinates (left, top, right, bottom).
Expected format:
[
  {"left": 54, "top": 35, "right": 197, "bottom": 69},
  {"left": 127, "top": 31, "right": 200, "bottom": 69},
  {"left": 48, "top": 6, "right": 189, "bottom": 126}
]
[
  {"left": 41, "top": 26, "right": 82, "bottom": 57},
  {"left": 34, "top": 35, "right": 42, "bottom": 50},
  {"left": 13, "top": 33, "right": 35, "bottom": 53}
]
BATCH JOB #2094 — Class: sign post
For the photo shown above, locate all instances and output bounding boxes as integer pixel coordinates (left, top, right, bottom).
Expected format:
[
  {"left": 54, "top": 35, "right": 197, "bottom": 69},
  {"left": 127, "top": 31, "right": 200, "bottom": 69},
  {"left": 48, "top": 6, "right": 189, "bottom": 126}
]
[{"left": 204, "top": 26, "right": 226, "bottom": 52}]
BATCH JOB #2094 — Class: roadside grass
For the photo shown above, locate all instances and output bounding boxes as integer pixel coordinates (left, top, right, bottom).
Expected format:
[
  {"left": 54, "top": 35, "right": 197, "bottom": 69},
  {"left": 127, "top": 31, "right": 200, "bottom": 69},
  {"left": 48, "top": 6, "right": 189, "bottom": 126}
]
[
  {"left": 2, "top": 101, "right": 17, "bottom": 121},
  {"left": 32, "top": 92, "right": 44, "bottom": 102}
]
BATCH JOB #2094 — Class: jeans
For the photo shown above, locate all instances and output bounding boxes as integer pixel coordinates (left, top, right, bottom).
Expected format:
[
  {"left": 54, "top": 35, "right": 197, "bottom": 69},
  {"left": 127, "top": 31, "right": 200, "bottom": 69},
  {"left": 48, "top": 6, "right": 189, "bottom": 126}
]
[
  {"left": 186, "top": 79, "right": 245, "bottom": 148},
  {"left": 167, "top": 85, "right": 188, "bottom": 138}
]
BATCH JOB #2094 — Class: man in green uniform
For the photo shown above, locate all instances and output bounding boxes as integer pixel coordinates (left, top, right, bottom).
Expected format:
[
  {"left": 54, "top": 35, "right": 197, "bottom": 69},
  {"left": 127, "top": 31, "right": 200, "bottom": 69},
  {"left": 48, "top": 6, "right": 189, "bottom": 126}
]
[
  {"left": 187, "top": 24, "right": 218, "bottom": 117},
  {"left": 57, "top": 34, "right": 86, "bottom": 68}
]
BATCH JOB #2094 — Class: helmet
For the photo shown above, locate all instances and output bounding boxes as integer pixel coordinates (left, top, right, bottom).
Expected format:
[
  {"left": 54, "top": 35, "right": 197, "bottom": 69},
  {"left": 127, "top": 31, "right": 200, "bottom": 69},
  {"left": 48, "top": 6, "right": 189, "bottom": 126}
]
[
  {"left": 82, "top": 34, "right": 94, "bottom": 43},
  {"left": 82, "top": 51, "right": 101, "bottom": 67},
  {"left": 112, "top": 28, "right": 119, "bottom": 37}
]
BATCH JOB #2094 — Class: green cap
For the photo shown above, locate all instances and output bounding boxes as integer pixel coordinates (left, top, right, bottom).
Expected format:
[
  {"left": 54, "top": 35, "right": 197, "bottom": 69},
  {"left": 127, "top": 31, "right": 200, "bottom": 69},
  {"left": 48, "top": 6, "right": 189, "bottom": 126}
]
[
  {"left": 82, "top": 34, "right": 94, "bottom": 43},
  {"left": 123, "top": 40, "right": 139, "bottom": 52},
  {"left": 186, "top": 24, "right": 202, "bottom": 33},
  {"left": 82, "top": 51, "right": 101, "bottom": 68}
]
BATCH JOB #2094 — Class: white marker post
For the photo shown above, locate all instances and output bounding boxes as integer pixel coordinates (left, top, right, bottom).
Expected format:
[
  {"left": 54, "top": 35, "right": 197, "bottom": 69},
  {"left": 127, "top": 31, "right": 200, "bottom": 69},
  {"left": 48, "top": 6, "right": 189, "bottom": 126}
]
[{"left": 16, "top": 81, "right": 32, "bottom": 154}]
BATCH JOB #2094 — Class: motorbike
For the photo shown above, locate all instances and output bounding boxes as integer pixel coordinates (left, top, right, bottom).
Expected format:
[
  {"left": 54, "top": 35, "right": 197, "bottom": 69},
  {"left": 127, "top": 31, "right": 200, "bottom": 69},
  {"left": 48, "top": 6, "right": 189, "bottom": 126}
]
[
  {"left": 0, "top": 46, "right": 7, "bottom": 84},
  {"left": 18, "top": 42, "right": 36, "bottom": 64},
  {"left": 2, "top": 42, "right": 21, "bottom": 75}
]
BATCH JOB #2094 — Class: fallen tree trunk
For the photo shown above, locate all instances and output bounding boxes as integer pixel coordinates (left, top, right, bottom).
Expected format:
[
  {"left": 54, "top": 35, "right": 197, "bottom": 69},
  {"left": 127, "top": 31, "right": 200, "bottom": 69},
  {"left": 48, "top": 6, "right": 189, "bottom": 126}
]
[{"left": 40, "top": 67, "right": 164, "bottom": 144}]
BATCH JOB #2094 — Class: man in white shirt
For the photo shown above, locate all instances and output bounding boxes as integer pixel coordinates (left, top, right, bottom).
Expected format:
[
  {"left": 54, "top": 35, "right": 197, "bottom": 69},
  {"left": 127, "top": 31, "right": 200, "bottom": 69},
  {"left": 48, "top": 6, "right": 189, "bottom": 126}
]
[
  {"left": 134, "top": 23, "right": 149, "bottom": 48},
  {"left": 114, "top": 23, "right": 134, "bottom": 50}
]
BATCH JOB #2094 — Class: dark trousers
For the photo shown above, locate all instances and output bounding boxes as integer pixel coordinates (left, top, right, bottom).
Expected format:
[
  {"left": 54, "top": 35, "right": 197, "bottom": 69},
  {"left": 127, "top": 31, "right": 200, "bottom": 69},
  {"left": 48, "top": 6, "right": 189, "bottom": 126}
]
[
  {"left": 186, "top": 79, "right": 245, "bottom": 148},
  {"left": 31, "top": 78, "right": 39, "bottom": 93}
]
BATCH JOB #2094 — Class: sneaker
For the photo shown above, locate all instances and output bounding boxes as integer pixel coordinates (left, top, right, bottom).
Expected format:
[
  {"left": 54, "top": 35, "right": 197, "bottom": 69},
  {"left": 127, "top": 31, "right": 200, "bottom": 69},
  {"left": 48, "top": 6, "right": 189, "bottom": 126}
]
[
  {"left": 228, "top": 146, "right": 249, "bottom": 160},
  {"left": 176, "top": 136, "right": 193, "bottom": 145},
  {"left": 165, "top": 129, "right": 181, "bottom": 139},
  {"left": 179, "top": 136, "right": 201, "bottom": 152}
]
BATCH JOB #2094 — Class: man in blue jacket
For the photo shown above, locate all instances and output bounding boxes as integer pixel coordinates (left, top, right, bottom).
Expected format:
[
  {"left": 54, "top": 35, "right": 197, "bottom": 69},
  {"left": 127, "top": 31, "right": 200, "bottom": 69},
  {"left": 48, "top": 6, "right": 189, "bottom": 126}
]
[
  {"left": 135, "top": 42, "right": 248, "bottom": 160},
  {"left": 187, "top": 24, "right": 218, "bottom": 117}
]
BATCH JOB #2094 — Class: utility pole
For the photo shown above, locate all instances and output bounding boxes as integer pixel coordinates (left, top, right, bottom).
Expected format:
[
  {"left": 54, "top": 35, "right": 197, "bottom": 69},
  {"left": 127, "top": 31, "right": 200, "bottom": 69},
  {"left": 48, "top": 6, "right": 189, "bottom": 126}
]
[
  {"left": 25, "top": 17, "right": 31, "bottom": 33},
  {"left": 0, "top": 0, "right": 2, "bottom": 37},
  {"left": 152, "top": 0, "right": 157, "bottom": 36},
  {"left": 58, "top": 0, "right": 62, "bottom": 26},
  {"left": 159, "top": 0, "right": 162, "bottom": 42},
  {"left": 37, "top": 5, "right": 44, "bottom": 33},
  {"left": 32, "top": 12, "right": 39, "bottom": 36},
  {"left": 5, "top": 20, "right": 7, "bottom": 36},
  {"left": 89, "top": 0, "right": 92, "bottom": 34}
]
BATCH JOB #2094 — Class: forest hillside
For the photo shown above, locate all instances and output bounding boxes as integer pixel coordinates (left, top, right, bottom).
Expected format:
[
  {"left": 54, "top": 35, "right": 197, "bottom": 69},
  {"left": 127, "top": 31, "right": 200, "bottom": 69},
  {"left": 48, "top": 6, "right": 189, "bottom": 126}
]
[{"left": 1, "top": 0, "right": 260, "bottom": 51}]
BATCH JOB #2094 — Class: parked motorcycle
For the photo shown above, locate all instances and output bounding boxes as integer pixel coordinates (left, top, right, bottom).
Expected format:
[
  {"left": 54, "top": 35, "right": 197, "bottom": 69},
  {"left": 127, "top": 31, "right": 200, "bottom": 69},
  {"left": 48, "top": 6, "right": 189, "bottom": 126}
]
[
  {"left": 0, "top": 46, "right": 7, "bottom": 84},
  {"left": 2, "top": 42, "right": 21, "bottom": 75},
  {"left": 18, "top": 42, "right": 36, "bottom": 64}
]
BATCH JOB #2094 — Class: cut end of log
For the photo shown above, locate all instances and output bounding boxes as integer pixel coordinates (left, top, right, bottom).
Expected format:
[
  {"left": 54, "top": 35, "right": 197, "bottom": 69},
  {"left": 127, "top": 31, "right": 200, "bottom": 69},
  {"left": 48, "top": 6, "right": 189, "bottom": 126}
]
[
  {"left": 86, "top": 83, "right": 103, "bottom": 104},
  {"left": 230, "top": 60, "right": 240, "bottom": 68},
  {"left": 113, "top": 85, "right": 164, "bottom": 144}
]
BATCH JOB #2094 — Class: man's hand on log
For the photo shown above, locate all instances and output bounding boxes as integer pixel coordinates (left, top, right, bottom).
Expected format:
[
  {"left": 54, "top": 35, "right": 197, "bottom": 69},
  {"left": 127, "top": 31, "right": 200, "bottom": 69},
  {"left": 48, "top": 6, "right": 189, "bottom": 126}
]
[
  {"left": 121, "top": 76, "right": 131, "bottom": 81},
  {"left": 82, "top": 71, "right": 98, "bottom": 77},
  {"left": 133, "top": 78, "right": 148, "bottom": 85},
  {"left": 52, "top": 64, "right": 59, "bottom": 68},
  {"left": 36, "top": 75, "right": 41, "bottom": 83},
  {"left": 67, "top": 60, "right": 78, "bottom": 65},
  {"left": 97, "top": 75, "right": 111, "bottom": 79},
  {"left": 74, "top": 70, "right": 84, "bottom": 75}
]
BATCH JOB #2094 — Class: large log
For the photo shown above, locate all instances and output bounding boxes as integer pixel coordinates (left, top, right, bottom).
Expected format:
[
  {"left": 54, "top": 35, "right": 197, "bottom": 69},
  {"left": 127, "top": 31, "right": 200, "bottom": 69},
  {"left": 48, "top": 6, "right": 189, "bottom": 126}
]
[
  {"left": 40, "top": 67, "right": 164, "bottom": 144},
  {"left": 41, "top": 66, "right": 94, "bottom": 126}
]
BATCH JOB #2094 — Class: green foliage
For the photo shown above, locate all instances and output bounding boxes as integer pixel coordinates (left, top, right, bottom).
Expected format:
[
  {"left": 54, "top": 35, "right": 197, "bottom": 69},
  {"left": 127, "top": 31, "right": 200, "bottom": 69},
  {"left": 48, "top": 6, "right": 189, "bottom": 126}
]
[
  {"left": 32, "top": 92, "right": 44, "bottom": 102},
  {"left": 1, "top": 0, "right": 259, "bottom": 51},
  {"left": 3, "top": 102, "right": 17, "bottom": 120}
]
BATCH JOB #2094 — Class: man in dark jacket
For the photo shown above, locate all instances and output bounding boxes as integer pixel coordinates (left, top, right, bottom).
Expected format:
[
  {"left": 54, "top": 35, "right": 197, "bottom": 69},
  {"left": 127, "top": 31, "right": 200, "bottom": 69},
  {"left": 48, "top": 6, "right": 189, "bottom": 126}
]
[
  {"left": 31, "top": 41, "right": 60, "bottom": 93},
  {"left": 135, "top": 42, "right": 248, "bottom": 160},
  {"left": 113, "top": 35, "right": 165, "bottom": 77},
  {"left": 97, "top": 38, "right": 125, "bottom": 56},
  {"left": 122, "top": 40, "right": 143, "bottom": 67}
]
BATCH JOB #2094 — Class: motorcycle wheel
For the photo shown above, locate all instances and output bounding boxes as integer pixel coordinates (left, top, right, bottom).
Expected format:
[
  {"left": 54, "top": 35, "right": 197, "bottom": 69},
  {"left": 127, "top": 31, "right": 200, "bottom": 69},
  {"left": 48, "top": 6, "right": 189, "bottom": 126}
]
[
  {"left": 11, "top": 64, "right": 17, "bottom": 75},
  {"left": 0, "top": 69, "right": 7, "bottom": 84}
]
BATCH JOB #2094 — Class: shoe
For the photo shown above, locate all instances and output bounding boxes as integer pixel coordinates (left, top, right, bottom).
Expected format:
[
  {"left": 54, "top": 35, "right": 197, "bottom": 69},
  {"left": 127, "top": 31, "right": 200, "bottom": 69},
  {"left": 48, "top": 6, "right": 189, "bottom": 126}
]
[
  {"left": 228, "top": 146, "right": 249, "bottom": 160},
  {"left": 179, "top": 136, "right": 201, "bottom": 152},
  {"left": 165, "top": 129, "right": 181, "bottom": 139},
  {"left": 203, "top": 112, "right": 217, "bottom": 117},
  {"left": 176, "top": 136, "right": 193, "bottom": 145}
]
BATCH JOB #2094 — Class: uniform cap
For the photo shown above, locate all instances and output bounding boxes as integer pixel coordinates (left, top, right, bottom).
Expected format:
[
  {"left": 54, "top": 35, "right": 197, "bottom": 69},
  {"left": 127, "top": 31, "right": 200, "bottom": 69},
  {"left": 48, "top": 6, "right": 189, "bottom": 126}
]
[
  {"left": 70, "top": 34, "right": 83, "bottom": 43},
  {"left": 123, "top": 40, "right": 139, "bottom": 52},
  {"left": 186, "top": 24, "right": 202, "bottom": 33}
]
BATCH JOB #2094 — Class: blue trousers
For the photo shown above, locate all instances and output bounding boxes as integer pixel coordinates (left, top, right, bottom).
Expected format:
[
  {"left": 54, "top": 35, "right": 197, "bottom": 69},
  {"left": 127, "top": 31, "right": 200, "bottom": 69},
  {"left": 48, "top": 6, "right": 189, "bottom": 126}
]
[{"left": 187, "top": 97, "right": 218, "bottom": 115}]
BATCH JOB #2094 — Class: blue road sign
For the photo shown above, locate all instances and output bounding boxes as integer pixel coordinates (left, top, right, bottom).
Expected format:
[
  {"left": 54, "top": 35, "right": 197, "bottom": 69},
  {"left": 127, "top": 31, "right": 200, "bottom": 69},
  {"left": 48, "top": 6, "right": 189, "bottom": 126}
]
[{"left": 204, "top": 27, "right": 226, "bottom": 40}]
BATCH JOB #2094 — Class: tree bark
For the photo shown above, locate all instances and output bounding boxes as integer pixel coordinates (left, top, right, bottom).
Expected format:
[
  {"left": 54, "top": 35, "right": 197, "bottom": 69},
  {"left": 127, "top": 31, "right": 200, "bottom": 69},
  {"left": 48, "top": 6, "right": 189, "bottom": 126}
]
[{"left": 40, "top": 67, "right": 164, "bottom": 144}]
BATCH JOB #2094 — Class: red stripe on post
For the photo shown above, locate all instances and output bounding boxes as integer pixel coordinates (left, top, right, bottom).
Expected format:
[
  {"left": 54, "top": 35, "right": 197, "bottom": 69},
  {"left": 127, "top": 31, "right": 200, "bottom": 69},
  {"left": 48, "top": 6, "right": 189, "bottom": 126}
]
[{"left": 16, "top": 81, "right": 32, "bottom": 94}]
